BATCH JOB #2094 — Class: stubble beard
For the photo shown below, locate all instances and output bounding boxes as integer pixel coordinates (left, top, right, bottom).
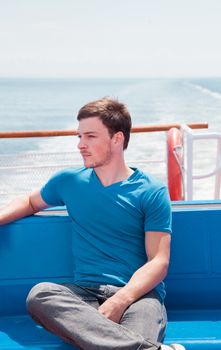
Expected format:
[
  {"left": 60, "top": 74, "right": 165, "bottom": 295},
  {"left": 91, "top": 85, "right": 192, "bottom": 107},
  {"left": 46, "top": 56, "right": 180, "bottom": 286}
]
[{"left": 83, "top": 148, "right": 113, "bottom": 169}]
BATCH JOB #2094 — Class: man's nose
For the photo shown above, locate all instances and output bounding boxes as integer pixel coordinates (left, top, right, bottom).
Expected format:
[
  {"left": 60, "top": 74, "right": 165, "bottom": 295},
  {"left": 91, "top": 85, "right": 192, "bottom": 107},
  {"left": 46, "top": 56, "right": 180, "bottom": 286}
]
[{"left": 78, "top": 137, "right": 87, "bottom": 149}]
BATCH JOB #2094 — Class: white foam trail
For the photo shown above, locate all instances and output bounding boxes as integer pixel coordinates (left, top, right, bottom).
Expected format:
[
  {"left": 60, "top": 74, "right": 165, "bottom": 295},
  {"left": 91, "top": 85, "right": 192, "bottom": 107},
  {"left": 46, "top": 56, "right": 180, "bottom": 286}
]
[{"left": 191, "top": 83, "right": 221, "bottom": 100}]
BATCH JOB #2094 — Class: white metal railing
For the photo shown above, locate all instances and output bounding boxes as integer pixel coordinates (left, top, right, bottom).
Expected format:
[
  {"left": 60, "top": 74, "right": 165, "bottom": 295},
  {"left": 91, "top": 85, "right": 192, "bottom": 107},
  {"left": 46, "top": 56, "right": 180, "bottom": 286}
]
[{"left": 181, "top": 124, "right": 221, "bottom": 200}]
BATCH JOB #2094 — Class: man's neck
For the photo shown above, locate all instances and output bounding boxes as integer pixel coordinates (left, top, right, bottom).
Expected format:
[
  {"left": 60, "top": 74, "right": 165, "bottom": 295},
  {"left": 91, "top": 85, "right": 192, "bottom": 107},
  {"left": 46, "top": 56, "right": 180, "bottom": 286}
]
[{"left": 94, "top": 162, "right": 134, "bottom": 187}]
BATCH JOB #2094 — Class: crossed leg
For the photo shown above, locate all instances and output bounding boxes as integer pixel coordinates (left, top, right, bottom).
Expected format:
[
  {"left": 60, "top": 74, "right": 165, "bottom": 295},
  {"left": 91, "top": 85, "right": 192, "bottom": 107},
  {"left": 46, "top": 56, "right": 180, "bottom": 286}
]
[{"left": 26, "top": 282, "right": 166, "bottom": 350}]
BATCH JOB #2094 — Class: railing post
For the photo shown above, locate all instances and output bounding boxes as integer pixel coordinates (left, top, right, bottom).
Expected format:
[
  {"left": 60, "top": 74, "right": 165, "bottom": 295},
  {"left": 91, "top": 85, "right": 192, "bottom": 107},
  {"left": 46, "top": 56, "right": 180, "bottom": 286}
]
[
  {"left": 186, "top": 133, "right": 194, "bottom": 201},
  {"left": 181, "top": 125, "right": 194, "bottom": 201}
]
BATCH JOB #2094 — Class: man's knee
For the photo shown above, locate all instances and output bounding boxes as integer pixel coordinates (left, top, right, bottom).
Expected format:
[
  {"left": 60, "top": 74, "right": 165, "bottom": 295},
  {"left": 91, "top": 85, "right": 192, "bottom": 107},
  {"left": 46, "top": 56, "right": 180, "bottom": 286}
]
[{"left": 26, "top": 282, "right": 57, "bottom": 315}]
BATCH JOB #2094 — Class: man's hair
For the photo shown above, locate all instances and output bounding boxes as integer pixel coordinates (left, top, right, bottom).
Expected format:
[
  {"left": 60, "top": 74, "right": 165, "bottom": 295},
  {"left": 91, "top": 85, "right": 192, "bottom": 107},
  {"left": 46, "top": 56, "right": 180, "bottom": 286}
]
[{"left": 77, "top": 97, "right": 132, "bottom": 149}]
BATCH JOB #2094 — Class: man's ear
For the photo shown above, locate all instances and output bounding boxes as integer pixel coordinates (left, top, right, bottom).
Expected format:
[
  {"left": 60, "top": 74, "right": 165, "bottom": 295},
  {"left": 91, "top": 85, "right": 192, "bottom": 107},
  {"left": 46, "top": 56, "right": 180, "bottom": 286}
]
[{"left": 113, "top": 131, "right": 124, "bottom": 146}]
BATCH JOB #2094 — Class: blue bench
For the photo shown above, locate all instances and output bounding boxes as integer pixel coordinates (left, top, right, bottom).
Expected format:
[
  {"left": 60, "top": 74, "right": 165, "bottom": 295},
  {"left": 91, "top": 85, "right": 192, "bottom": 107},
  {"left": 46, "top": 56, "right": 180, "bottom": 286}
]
[{"left": 0, "top": 203, "right": 221, "bottom": 349}]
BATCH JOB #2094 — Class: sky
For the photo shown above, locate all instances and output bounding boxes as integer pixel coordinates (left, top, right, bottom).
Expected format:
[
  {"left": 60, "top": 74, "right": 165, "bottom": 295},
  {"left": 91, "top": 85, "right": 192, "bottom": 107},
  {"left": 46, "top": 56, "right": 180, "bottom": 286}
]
[{"left": 0, "top": 0, "right": 221, "bottom": 78}]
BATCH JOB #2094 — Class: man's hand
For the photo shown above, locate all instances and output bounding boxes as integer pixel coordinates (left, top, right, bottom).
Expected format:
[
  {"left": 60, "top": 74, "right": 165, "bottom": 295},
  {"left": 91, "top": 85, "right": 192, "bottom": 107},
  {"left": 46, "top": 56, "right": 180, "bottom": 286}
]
[{"left": 98, "top": 295, "right": 129, "bottom": 323}]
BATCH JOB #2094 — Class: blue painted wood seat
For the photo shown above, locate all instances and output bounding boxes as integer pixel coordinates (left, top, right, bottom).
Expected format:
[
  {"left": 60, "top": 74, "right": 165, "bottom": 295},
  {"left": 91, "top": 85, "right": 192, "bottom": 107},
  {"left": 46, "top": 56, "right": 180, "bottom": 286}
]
[{"left": 0, "top": 203, "right": 221, "bottom": 349}]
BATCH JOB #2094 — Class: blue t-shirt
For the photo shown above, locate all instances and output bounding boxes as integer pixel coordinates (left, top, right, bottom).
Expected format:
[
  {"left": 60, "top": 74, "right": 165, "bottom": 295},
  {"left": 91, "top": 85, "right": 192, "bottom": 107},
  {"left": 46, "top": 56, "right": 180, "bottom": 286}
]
[{"left": 40, "top": 167, "right": 172, "bottom": 300}]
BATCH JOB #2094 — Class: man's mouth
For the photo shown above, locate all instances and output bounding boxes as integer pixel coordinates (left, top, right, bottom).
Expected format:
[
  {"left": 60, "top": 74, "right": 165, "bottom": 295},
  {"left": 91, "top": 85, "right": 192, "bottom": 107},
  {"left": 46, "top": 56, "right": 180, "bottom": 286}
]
[{"left": 81, "top": 153, "right": 91, "bottom": 157}]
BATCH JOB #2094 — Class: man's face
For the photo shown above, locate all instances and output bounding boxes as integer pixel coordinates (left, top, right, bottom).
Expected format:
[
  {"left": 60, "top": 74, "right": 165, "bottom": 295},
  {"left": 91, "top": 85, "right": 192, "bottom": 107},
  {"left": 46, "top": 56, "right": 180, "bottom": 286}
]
[{"left": 77, "top": 117, "right": 114, "bottom": 169}]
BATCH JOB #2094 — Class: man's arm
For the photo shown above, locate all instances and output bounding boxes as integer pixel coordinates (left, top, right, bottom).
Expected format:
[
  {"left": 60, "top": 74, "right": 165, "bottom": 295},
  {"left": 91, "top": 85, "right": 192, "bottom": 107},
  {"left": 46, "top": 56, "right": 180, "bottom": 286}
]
[
  {"left": 98, "top": 231, "right": 171, "bottom": 323},
  {"left": 0, "top": 189, "right": 50, "bottom": 225}
]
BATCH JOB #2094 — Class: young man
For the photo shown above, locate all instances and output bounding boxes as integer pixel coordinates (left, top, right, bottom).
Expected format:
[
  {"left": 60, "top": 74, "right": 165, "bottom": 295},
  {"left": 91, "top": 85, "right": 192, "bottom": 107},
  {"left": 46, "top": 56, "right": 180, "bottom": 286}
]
[{"left": 0, "top": 98, "right": 185, "bottom": 350}]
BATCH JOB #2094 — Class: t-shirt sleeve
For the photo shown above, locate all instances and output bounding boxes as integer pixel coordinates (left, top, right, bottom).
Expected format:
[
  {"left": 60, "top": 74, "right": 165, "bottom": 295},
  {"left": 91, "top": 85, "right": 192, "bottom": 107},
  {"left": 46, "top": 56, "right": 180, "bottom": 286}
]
[
  {"left": 40, "top": 170, "right": 65, "bottom": 207},
  {"left": 144, "top": 186, "right": 172, "bottom": 234}
]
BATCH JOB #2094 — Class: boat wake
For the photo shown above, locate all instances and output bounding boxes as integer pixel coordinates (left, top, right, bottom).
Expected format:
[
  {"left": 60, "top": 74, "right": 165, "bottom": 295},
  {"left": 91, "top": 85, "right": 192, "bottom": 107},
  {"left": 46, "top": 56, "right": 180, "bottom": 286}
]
[{"left": 190, "top": 82, "right": 221, "bottom": 101}]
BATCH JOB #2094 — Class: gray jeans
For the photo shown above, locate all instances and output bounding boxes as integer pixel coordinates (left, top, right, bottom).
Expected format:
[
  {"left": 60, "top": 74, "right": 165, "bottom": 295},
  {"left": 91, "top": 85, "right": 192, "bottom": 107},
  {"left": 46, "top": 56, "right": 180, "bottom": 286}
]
[{"left": 26, "top": 282, "right": 167, "bottom": 350}]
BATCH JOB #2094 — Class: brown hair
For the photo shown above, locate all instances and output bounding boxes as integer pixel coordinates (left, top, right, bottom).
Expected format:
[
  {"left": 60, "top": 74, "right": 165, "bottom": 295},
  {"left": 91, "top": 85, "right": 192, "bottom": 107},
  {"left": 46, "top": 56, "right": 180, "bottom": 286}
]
[{"left": 77, "top": 97, "right": 132, "bottom": 149}]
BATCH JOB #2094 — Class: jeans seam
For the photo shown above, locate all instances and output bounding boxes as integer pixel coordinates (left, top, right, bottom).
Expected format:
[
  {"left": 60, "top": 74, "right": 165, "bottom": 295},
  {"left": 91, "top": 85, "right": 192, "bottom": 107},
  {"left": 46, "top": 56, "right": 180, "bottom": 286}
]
[{"left": 159, "top": 303, "right": 167, "bottom": 342}]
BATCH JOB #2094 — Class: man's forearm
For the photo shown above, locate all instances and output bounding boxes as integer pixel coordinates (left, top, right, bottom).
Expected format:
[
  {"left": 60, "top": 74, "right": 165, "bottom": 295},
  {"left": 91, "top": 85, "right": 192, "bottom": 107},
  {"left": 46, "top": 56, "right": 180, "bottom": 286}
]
[
  {"left": 0, "top": 195, "right": 36, "bottom": 225},
  {"left": 98, "top": 257, "right": 169, "bottom": 323},
  {"left": 98, "top": 232, "right": 171, "bottom": 323},
  {"left": 111, "top": 257, "right": 169, "bottom": 308}
]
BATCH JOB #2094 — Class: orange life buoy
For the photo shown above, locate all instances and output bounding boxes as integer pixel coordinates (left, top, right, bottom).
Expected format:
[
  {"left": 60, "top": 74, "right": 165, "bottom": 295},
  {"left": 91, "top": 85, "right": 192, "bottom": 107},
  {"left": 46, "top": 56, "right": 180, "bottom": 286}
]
[{"left": 167, "top": 128, "right": 183, "bottom": 201}]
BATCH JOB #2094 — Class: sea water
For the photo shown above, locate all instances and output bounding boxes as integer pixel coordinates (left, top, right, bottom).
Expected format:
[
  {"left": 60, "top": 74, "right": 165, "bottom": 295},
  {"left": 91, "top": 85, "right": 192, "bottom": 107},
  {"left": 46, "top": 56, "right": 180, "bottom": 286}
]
[{"left": 0, "top": 77, "right": 221, "bottom": 204}]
